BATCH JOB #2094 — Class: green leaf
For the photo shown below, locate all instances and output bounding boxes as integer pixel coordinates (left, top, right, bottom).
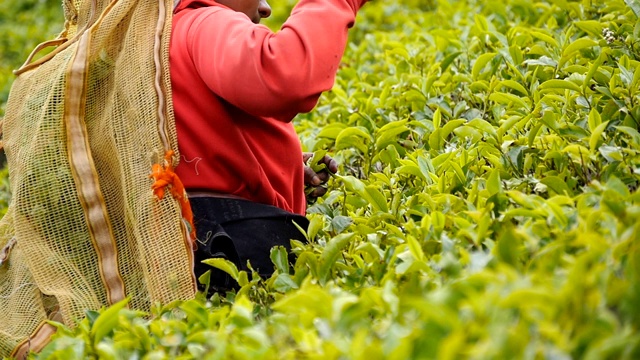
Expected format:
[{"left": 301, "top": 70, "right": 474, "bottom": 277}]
[
  {"left": 540, "top": 176, "right": 572, "bottom": 196},
  {"left": 530, "top": 30, "right": 559, "bottom": 48},
  {"left": 616, "top": 126, "right": 640, "bottom": 145},
  {"left": 316, "top": 123, "right": 347, "bottom": 139},
  {"left": 308, "top": 149, "right": 328, "bottom": 172},
  {"left": 487, "top": 169, "right": 501, "bottom": 196},
  {"left": 406, "top": 235, "right": 425, "bottom": 261},
  {"left": 91, "top": 298, "right": 130, "bottom": 344},
  {"left": 626, "top": 0, "right": 640, "bottom": 18},
  {"left": 335, "top": 126, "right": 372, "bottom": 152},
  {"left": 489, "top": 92, "right": 530, "bottom": 110},
  {"left": 499, "top": 79, "right": 529, "bottom": 96},
  {"left": 339, "top": 174, "right": 364, "bottom": 191},
  {"left": 589, "top": 121, "right": 609, "bottom": 151},
  {"left": 574, "top": 20, "right": 605, "bottom": 37},
  {"left": 202, "top": 258, "right": 239, "bottom": 281},
  {"left": 562, "top": 38, "right": 598, "bottom": 58},
  {"left": 588, "top": 107, "right": 602, "bottom": 132},
  {"left": 273, "top": 273, "right": 299, "bottom": 292},
  {"left": 363, "top": 185, "right": 389, "bottom": 213},
  {"left": 433, "top": 107, "right": 442, "bottom": 130},
  {"left": 538, "top": 79, "right": 582, "bottom": 93},
  {"left": 375, "top": 120, "right": 409, "bottom": 148},
  {"left": 472, "top": 52, "right": 498, "bottom": 80},
  {"left": 318, "top": 233, "right": 357, "bottom": 283},
  {"left": 270, "top": 246, "right": 290, "bottom": 274}
]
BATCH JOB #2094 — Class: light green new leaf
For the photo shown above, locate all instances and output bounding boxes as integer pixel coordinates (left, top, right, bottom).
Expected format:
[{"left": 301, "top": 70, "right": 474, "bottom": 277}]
[
  {"left": 530, "top": 30, "right": 559, "bottom": 48},
  {"left": 472, "top": 52, "right": 498, "bottom": 80},
  {"left": 433, "top": 107, "right": 442, "bottom": 130},
  {"left": 574, "top": 20, "right": 604, "bottom": 37},
  {"left": 364, "top": 185, "right": 389, "bottom": 213},
  {"left": 202, "top": 258, "right": 239, "bottom": 281},
  {"left": 448, "top": 161, "right": 466, "bottom": 185},
  {"left": 406, "top": 235, "right": 425, "bottom": 261},
  {"left": 616, "top": 126, "right": 640, "bottom": 146},
  {"left": 318, "top": 233, "right": 357, "bottom": 283},
  {"left": 339, "top": 175, "right": 366, "bottom": 193},
  {"left": 539, "top": 79, "right": 582, "bottom": 93},
  {"left": 468, "top": 118, "right": 498, "bottom": 139},
  {"left": 500, "top": 79, "right": 529, "bottom": 96},
  {"left": 489, "top": 92, "right": 530, "bottom": 110},
  {"left": 317, "top": 123, "right": 348, "bottom": 139},
  {"left": 270, "top": 246, "right": 290, "bottom": 274},
  {"left": 273, "top": 273, "right": 299, "bottom": 292},
  {"left": 418, "top": 156, "right": 436, "bottom": 184},
  {"left": 589, "top": 121, "right": 609, "bottom": 151},
  {"left": 441, "top": 119, "right": 466, "bottom": 138},
  {"left": 91, "top": 298, "right": 130, "bottom": 344},
  {"left": 562, "top": 38, "right": 598, "bottom": 58},
  {"left": 540, "top": 176, "right": 572, "bottom": 196},
  {"left": 588, "top": 107, "right": 602, "bottom": 132},
  {"left": 375, "top": 120, "right": 409, "bottom": 149},
  {"left": 336, "top": 126, "right": 372, "bottom": 153},
  {"left": 429, "top": 128, "right": 444, "bottom": 151},
  {"left": 487, "top": 169, "right": 502, "bottom": 196},
  {"left": 583, "top": 48, "right": 609, "bottom": 91},
  {"left": 545, "top": 200, "right": 568, "bottom": 228},
  {"left": 308, "top": 149, "right": 328, "bottom": 172}
]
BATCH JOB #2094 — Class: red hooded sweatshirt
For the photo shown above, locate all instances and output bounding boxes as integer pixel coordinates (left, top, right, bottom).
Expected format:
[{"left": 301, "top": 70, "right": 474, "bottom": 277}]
[{"left": 170, "top": 0, "right": 366, "bottom": 215}]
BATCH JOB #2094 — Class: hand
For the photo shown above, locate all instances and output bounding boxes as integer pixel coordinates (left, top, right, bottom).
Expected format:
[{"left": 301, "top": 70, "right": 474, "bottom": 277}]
[{"left": 303, "top": 152, "right": 338, "bottom": 200}]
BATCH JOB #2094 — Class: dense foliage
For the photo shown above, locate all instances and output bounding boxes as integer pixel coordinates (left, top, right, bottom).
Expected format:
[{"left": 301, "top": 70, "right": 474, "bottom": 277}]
[
  {"left": 0, "top": 0, "right": 62, "bottom": 118},
  {"left": 2, "top": 0, "right": 640, "bottom": 358}
]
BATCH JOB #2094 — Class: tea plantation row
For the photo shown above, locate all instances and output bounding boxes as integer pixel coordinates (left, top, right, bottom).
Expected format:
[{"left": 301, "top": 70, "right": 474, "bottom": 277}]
[{"left": 1, "top": 0, "right": 639, "bottom": 359}]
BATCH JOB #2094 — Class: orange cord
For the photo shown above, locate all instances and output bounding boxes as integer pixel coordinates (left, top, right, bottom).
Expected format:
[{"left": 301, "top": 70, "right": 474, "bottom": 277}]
[{"left": 150, "top": 150, "right": 196, "bottom": 247}]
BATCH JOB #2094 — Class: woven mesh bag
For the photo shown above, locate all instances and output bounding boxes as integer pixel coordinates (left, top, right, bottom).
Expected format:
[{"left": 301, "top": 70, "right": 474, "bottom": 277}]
[{"left": 0, "top": 0, "right": 197, "bottom": 357}]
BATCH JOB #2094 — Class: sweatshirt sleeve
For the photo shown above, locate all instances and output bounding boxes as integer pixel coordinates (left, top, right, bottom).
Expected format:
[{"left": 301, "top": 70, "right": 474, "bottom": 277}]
[{"left": 181, "top": 0, "right": 366, "bottom": 119}]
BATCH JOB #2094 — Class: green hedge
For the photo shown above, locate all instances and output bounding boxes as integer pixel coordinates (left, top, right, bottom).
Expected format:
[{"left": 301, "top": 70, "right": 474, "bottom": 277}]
[{"left": 2, "top": 0, "right": 640, "bottom": 359}]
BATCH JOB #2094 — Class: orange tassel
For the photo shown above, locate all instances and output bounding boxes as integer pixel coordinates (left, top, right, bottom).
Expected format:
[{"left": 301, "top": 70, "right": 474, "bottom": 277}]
[{"left": 150, "top": 150, "right": 196, "bottom": 246}]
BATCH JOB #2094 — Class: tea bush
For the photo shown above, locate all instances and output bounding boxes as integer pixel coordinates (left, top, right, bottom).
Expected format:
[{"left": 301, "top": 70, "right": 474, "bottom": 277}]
[
  {"left": 1, "top": 0, "right": 640, "bottom": 359},
  {"left": 0, "top": 0, "right": 62, "bottom": 118}
]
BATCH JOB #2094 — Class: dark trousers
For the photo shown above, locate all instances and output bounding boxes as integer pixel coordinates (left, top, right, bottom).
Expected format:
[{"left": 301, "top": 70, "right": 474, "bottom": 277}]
[{"left": 190, "top": 197, "right": 309, "bottom": 293}]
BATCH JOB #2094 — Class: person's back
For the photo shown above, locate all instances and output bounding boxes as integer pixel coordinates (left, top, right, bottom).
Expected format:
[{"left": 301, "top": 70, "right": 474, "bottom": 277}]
[{"left": 170, "top": 0, "right": 367, "bottom": 289}]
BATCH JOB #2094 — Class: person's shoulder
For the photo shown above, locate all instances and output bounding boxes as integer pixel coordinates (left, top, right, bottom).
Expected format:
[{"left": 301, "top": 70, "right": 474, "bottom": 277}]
[{"left": 175, "top": 2, "right": 248, "bottom": 28}]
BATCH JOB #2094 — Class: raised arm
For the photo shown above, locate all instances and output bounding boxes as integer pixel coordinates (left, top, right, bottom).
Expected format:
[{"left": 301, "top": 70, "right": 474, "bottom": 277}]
[{"left": 176, "top": 0, "right": 367, "bottom": 119}]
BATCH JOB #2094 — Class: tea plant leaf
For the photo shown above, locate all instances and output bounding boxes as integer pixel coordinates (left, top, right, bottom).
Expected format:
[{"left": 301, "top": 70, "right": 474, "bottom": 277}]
[
  {"left": 318, "top": 233, "right": 356, "bottom": 283},
  {"left": 499, "top": 80, "right": 529, "bottom": 96},
  {"left": 472, "top": 52, "right": 498, "bottom": 80},
  {"left": 530, "top": 30, "right": 559, "bottom": 48},
  {"left": 270, "top": 246, "right": 290, "bottom": 274},
  {"left": 589, "top": 121, "right": 609, "bottom": 151},
  {"left": 489, "top": 92, "right": 530, "bottom": 110},
  {"left": 406, "top": 235, "right": 425, "bottom": 261},
  {"left": 538, "top": 79, "right": 582, "bottom": 93},
  {"left": 588, "top": 107, "right": 602, "bottom": 132},
  {"left": 202, "top": 258, "right": 240, "bottom": 282},
  {"left": 90, "top": 298, "right": 130, "bottom": 344},
  {"left": 375, "top": 120, "right": 409, "bottom": 149},
  {"left": 574, "top": 20, "right": 604, "bottom": 37},
  {"left": 626, "top": 0, "right": 640, "bottom": 18},
  {"left": 363, "top": 185, "right": 389, "bottom": 213},
  {"left": 560, "top": 38, "right": 598, "bottom": 68},
  {"left": 540, "top": 176, "right": 572, "bottom": 196}
]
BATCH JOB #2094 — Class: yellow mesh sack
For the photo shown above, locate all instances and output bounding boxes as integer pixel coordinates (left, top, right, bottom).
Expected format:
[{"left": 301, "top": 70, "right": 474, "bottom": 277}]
[{"left": 0, "top": 0, "right": 196, "bottom": 357}]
